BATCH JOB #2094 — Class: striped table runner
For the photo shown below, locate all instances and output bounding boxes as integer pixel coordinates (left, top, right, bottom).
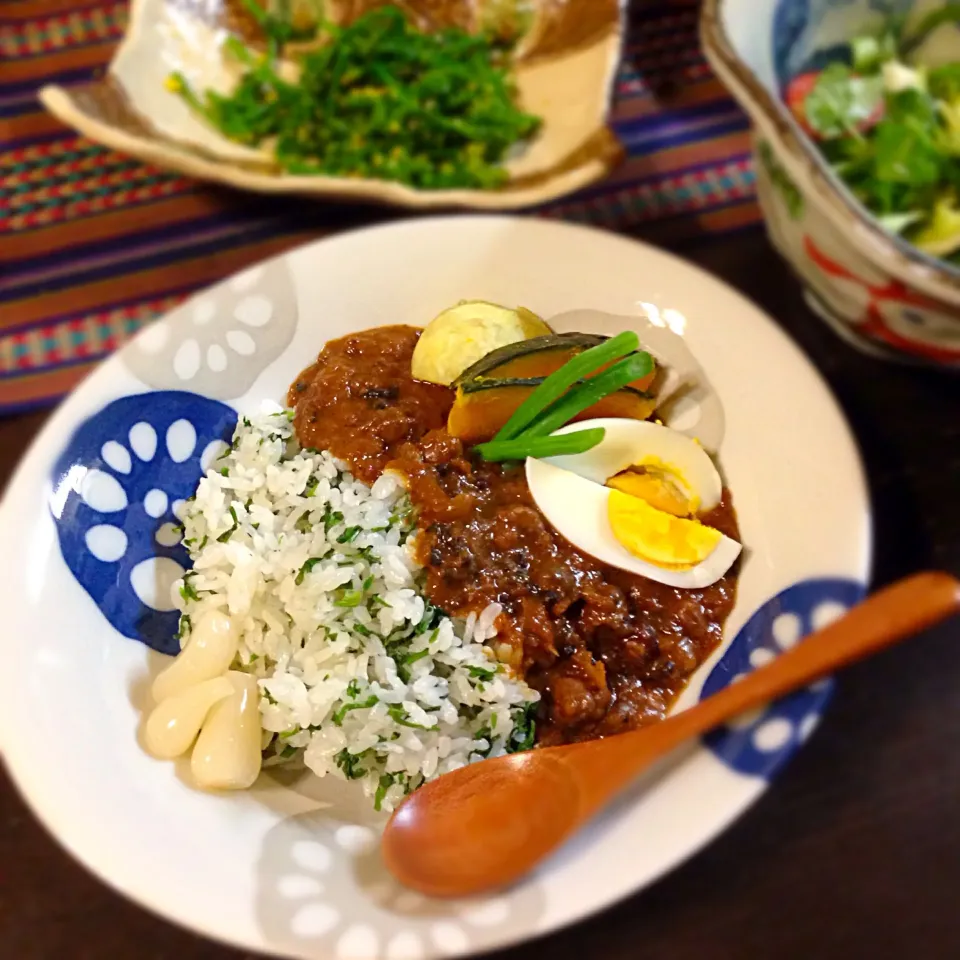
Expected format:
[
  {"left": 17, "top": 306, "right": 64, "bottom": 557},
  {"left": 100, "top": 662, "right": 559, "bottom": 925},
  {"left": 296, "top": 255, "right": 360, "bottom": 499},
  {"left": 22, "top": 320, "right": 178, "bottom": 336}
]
[{"left": 0, "top": 0, "right": 759, "bottom": 413}]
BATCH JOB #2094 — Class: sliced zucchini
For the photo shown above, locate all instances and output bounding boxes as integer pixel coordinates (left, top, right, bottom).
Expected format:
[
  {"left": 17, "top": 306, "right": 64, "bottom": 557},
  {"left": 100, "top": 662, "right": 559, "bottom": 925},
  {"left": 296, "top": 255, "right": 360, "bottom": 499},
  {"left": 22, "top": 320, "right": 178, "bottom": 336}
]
[
  {"left": 410, "top": 301, "right": 552, "bottom": 386},
  {"left": 447, "top": 377, "right": 656, "bottom": 443}
]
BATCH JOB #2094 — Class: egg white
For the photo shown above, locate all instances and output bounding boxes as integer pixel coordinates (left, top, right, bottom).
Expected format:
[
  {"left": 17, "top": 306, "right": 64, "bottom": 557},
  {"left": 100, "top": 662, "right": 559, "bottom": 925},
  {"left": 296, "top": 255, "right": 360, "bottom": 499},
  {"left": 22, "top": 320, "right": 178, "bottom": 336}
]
[
  {"left": 526, "top": 461, "right": 741, "bottom": 588},
  {"left": 525, "top": 418, "right": 741, "bottom": 588},
  {"left": 539, "top": 418, "right": 723, "bottom": 512}
]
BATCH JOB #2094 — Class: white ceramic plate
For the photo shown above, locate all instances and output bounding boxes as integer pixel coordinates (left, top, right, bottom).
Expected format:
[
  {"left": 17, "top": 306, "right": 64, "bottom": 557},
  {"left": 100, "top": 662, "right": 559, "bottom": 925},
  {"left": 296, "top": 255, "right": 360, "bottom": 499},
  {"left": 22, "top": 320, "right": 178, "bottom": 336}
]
[{"left": 0, "top": 216, "right": 871, "bottom": 960}]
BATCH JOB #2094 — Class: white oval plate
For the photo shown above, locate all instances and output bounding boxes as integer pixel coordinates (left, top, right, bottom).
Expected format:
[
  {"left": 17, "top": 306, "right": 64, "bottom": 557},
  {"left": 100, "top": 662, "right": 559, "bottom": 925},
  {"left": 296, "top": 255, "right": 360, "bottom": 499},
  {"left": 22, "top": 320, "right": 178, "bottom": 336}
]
[{"left": 0, "top": 216, "right": 871, "bottom": 960}]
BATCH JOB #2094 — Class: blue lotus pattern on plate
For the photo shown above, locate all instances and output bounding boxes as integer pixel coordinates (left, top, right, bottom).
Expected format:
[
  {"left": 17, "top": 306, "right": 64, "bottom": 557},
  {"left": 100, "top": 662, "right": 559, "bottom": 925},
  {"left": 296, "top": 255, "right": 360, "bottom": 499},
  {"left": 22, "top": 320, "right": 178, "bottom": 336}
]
[
  {"left": 50, "top": 391, "right": 237, "bottom": 655},
  {"left": 702, "top": 578, "right": 867, "bottom": 778}
]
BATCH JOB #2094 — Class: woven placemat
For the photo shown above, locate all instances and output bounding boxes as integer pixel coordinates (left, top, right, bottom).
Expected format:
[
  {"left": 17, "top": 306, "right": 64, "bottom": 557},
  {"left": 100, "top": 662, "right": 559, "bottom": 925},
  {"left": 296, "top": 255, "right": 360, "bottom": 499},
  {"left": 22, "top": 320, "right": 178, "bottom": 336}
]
[{"left": 0, "top": 0, "right": 759, "bottom": 413}]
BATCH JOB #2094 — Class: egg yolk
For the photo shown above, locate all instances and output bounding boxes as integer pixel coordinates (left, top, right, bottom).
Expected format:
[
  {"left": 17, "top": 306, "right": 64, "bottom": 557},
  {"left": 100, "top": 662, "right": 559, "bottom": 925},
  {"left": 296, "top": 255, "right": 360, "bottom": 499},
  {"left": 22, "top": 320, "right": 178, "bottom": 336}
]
[
  {"left": 605, "top": 456, "right": 700, "bottom": 515},
  {"left": 607, "top": 489, "right": 722, "bottom": 569},
  {"left": 606, "top": 470, "right": 692, "bottom": 517}
]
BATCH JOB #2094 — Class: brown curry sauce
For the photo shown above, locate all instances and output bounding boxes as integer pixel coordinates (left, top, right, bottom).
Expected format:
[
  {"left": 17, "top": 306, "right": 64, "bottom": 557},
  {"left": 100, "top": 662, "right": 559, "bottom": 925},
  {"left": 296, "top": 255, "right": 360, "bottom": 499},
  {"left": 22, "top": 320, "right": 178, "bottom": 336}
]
[{"left": 290, "top": 325, "right": 739, "bottom": 745}]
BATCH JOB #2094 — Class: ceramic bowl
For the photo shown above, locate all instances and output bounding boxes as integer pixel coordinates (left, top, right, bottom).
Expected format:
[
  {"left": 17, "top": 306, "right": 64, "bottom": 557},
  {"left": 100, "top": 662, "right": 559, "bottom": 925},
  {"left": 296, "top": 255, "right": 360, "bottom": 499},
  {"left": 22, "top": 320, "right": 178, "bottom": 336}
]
[
  {"left": 0, "top": 216, "right": 871, "bottom": 959},
  {"left": 39, "top": 0, "right": 625, "bottom": 211},
  {"left": 702, "top": 0, "right": 960, "bottom": 365}
]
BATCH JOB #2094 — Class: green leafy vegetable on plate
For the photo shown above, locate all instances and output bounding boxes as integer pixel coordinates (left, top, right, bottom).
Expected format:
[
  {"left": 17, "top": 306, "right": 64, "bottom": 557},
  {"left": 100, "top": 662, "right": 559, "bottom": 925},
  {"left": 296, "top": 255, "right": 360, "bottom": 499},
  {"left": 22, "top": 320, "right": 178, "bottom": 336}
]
[
  {"left": 786, "top": 7, "right": 960, "bottom": 262},
  {"left": 167, "top": 3, "right": 541, "bottom": 190}
]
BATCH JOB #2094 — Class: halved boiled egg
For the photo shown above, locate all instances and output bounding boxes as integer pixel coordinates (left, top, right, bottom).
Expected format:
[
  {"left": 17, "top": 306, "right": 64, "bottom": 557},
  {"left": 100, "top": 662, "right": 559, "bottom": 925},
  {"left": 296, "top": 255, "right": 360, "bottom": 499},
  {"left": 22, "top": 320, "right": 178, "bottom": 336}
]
[{"left": 525, "top": 418, "right": 741, "bottom": 588}]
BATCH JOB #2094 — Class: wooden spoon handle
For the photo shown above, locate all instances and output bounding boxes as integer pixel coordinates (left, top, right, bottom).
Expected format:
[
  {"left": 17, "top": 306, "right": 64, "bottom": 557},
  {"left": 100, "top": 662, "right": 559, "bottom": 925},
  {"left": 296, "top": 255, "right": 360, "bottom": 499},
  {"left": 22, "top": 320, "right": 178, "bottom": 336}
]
[
  {"left": 570, "top": 572, "right": 960, "bottom": 809},
  {"left": 676, "top": 571, "right": 960, "bottom": 735},
  {"left": 382, "top": 573, "right": 960, "bottom": 898},
  {"left": 640, "top": 571, "right": 960, "bottom": 750}
]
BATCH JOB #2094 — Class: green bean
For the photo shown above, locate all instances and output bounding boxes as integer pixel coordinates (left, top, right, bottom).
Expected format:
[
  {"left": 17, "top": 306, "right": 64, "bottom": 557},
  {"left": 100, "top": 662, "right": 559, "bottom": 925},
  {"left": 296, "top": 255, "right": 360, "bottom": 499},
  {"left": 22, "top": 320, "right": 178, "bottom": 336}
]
[
  {"left": 474, "top": 428, "right": 606, "bottom": 463},
  {"left": 493, "top": 331, "right": 642, "bottom": 442},
  {"left": 521, "top": 352, "right": 655, "bottom": 439}
]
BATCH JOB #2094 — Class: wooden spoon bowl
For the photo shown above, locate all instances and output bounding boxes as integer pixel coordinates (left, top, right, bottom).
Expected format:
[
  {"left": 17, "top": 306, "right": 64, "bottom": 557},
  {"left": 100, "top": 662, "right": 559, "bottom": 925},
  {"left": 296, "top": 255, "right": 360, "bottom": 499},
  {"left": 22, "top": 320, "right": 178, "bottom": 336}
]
[{"left": 383, "top": 572, "right": 960, "bottom": 898}]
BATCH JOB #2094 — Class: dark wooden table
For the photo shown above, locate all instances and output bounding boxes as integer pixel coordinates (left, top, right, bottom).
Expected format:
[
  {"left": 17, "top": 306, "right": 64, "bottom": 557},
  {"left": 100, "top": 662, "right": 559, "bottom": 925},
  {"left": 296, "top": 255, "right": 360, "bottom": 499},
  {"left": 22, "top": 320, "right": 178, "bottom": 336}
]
[{"left": 3, "top": 227, "right": 960, "bottom": 960}]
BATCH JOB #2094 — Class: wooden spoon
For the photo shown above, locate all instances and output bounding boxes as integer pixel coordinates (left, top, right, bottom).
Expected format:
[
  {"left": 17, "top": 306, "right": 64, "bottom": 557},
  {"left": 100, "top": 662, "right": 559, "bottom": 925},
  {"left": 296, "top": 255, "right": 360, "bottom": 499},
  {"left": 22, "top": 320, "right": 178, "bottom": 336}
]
[{"left": 382, "top": 571, "right": 960, "bottom": 898}]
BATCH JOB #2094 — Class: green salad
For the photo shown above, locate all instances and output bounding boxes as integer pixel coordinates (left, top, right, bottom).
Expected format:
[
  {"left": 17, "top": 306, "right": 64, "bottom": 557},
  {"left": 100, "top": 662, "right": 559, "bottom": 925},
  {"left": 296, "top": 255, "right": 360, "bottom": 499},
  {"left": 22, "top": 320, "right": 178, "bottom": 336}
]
[
  {"left": 168, "top": 2, "right": 540, "bottom": 190},
  {"left": 787, "top": 6, "right": 960, "bottom": 262}
]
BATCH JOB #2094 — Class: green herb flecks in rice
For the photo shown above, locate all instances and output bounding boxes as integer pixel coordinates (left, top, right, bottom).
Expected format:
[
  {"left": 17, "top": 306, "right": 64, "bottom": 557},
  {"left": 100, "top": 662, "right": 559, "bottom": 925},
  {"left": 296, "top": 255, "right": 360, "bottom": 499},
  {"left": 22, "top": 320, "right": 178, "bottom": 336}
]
[{"left": 172, "top": 403, "right": 538, "bottom": 812}]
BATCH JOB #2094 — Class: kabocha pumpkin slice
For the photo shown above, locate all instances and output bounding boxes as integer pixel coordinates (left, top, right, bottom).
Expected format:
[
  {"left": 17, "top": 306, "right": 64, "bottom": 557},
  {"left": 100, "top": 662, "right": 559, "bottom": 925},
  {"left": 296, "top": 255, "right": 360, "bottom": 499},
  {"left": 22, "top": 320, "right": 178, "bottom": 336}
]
[
  {"left": 455, "top": 333, "right": 606, "bottom": 383},
  {"left": 447, "top": 378, "right": 656, "bottom": 443},
  {"left": 454, "top": 333, "right": 658, "bottom": 392},
  {"left": 411, "top": 301, "right": 552, "bottom": 386}
]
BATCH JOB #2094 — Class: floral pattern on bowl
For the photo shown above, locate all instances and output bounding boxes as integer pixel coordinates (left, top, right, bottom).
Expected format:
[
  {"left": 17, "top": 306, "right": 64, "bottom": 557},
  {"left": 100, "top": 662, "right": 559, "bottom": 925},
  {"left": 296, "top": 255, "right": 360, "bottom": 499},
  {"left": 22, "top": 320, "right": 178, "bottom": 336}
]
[{"left": 702, "top": 0, "right": 960, "bottom": 365}]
